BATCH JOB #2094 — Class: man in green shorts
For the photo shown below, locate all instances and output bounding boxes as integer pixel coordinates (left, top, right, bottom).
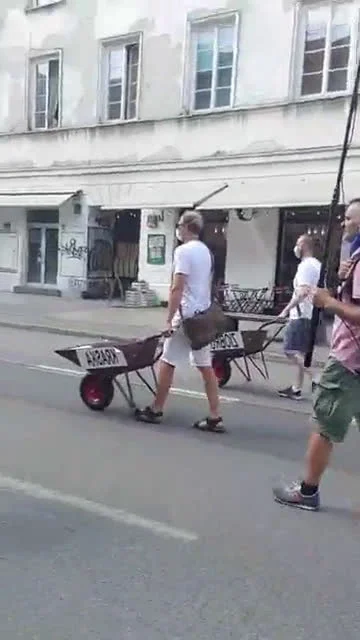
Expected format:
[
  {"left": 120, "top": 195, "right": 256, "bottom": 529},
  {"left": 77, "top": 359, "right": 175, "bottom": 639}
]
[{"left": 273, "top": 199, "right": 360, "bottom": 511}]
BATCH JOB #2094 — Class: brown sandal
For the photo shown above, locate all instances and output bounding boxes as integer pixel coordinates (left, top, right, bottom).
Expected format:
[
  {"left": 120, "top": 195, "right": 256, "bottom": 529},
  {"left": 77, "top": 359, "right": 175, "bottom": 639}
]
[{"left": 193, "top": 417, "right": 226, "bottom": 433}]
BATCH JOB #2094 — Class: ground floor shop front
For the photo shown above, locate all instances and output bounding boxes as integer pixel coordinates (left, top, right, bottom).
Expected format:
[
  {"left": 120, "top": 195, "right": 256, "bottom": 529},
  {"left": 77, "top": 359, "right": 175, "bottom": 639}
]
[{"left": 0, "top": 157, "right": 349, "bottom": 305}]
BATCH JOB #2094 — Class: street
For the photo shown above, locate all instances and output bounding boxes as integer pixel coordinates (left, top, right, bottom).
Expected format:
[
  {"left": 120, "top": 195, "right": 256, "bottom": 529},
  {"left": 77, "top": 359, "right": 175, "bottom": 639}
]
[{"left": 0, "top": 327, "right": 360, "bottom": 639}]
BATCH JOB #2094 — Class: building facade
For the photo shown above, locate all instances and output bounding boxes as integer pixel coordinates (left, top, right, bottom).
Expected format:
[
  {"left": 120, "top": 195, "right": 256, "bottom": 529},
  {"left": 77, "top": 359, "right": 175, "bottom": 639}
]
[{"left": 0, "top": 0, "right": 356, "bottom": 301}]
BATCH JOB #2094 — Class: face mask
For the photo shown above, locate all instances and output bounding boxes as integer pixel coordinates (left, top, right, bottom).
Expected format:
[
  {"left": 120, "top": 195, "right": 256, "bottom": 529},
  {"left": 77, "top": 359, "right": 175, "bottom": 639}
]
[
  {"left": 176, "top": 228, "right": 183, "bottom": 242},
  {"left": 293, "top": 246, "right": 302, "bottom": 260}
]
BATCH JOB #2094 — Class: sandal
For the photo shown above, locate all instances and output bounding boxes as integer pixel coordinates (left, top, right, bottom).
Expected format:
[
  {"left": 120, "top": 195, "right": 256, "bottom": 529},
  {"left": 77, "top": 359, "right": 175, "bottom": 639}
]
[
  {"left": 135, "top": 406, "right": 163, "bottom": 424},
  {"left": 193, "top": 417, "right": 226, "bottom": 433}
]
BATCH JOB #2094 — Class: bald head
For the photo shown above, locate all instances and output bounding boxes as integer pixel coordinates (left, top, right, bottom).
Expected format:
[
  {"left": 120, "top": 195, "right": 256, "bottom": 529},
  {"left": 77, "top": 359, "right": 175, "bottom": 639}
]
[
  {"left": 344, "top": 199, "right": 360, "bottom": 242},
  {"left": 298, "top": 234, "right": 314, "bottom": 252},
  {"left": 295, "top": 234, "right": 314, "bottom": 259}
]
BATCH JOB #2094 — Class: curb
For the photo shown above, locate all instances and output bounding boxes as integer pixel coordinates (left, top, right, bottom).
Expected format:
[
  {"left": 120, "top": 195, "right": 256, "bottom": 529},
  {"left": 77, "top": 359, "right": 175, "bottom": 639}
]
[
  {"left": 0, "top": 319, "right": 328, "bottom": 369},
  {"left": 0, "top": 320, "right": 122, "bottom": 342}
]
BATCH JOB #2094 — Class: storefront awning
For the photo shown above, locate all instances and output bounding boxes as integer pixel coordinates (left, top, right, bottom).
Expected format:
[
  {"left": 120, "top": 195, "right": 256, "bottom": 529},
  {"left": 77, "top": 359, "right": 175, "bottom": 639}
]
[
  {"left": 87, "top": 171, "right": 340, "bottom": 211},
  {"left": 0, "top": 192, "right": 77, "bottom": 208},
  {"left": 87, "top": 181, "right": 229, "bottom": 210},
  {"left": 196, "top": 173, "right": 337, "bottom": 209}
]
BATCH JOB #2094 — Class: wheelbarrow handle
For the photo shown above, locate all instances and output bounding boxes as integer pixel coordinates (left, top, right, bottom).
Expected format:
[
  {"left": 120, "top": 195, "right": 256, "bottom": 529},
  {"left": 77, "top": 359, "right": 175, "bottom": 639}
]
[
  {"left": 258, "top": 318, "right": 286, "bottom": 345},
  {"left": 258, "top": 318, "right": 286, "bottom": 331}
]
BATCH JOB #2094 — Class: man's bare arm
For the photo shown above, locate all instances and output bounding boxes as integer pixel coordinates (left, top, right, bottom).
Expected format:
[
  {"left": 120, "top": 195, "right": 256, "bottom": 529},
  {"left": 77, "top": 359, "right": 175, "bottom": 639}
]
[
  {"left": 324, "top": 297, "right": 360, "bottom": 325},
  {"left": 280, "top": 286, "right": 308, "bottom": 316},
  {"left": 167, "top": 273, "right": 186, "bottom": 324}
]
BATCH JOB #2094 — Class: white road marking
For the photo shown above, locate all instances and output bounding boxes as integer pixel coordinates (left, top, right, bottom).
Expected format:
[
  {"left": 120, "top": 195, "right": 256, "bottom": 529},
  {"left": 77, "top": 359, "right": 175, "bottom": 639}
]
[
  {"left": 0, "top": 358, "right": 240, "bottom": 403},
  {"left": 0, "top": 473, "right": 198, "bottom": 543}
]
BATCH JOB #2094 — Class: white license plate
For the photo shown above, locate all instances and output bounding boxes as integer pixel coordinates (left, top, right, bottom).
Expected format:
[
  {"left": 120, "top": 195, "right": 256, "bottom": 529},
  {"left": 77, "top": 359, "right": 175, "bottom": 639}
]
[
  {"left": 211, "top": 332, "right": 243, "bottom": 351},
  {"left": 77, "top": 346, "right": 127, "bottom": 370}
]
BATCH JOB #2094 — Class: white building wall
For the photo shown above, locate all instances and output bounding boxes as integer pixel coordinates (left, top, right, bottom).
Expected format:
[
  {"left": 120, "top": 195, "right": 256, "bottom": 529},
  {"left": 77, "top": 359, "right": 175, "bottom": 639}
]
[
  {"left": 138, "top": 210, "right": 177, "bottom": 300},
  {"left": 58, "top": 197, "right": 89, "bottom": 295},
  {"left": 0, "top": 0, "right": 355, "bottom": 295},
  {"left": 225, "top": 210, "right": 280, "bottom": 290},
  {"left": 0, "top": 208, "right": 26, "bottom": 291}
]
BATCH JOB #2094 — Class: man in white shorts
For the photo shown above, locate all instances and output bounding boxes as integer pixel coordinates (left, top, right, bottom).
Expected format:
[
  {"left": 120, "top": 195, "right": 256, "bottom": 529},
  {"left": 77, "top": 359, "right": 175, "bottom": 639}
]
[{"left": 136, "top": 211, "right": 225, "bottom": 432}]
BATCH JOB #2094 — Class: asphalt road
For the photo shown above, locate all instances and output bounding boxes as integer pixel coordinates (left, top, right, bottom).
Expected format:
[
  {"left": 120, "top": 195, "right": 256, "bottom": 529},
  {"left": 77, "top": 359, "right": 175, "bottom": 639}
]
[{"left": 0, "top": 327, "right": 359, "bottom": 639}]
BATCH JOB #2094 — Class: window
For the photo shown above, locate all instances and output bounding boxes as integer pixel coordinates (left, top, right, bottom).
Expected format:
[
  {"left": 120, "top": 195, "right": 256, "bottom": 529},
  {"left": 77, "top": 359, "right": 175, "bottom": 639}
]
[
  {"left": 189, "top": 15, "right": 238, "bottom": 111},
  {"left": 102, "top": 38, "right": 140, "bottom": 121},
  {"left": 30, "top": 55, "right": 60, "bottom": 130},
  {"left": 298, "top": 2, "right": 359, "bottom": 97}
]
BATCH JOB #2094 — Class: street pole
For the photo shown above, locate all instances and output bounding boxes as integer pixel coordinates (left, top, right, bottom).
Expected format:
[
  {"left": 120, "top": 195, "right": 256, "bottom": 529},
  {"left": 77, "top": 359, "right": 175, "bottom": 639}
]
[{"left": 304, "top": 56, "right": 360, "bottom": 368}]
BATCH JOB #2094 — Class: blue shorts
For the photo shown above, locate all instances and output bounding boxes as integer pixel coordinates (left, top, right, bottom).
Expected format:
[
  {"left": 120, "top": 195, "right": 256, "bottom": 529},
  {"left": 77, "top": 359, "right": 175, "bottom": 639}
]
[{"left": 283, "top": 318, "right": 311, "bottom": 354}]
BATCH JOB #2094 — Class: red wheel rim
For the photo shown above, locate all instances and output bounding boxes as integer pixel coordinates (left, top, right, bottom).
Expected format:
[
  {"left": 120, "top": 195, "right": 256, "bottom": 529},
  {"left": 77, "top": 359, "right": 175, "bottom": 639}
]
[
  {"left": 83, "top": 379, "right": 105, "bottom": 405},
  {"left": 213, "top": 361, "right": 225, "bottom": 380}
]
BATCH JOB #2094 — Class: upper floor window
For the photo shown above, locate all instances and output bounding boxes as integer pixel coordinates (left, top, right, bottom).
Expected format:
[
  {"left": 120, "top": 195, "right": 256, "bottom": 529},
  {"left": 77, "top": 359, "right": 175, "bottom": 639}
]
[
  {"left": 189, "top": 14, "right": 239, "bottom": 112},
  {"left": 29, "top": 54, "right": 61, "bottom": 130},
  {"left": 297, "top": 2, "right": 359, "bottom": 98},
  {"left": 101, "top": 36, "right": 140, "bottom": 122}
]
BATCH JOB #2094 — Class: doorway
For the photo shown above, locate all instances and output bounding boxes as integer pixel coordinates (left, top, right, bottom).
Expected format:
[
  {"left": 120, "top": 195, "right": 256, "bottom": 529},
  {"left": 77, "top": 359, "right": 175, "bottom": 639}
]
[
  {"left": 27, "top": 210, "right": 59, "bottom": 286},
  {"left": 274, "top": 206, "right": 344, "bottom": 311}
]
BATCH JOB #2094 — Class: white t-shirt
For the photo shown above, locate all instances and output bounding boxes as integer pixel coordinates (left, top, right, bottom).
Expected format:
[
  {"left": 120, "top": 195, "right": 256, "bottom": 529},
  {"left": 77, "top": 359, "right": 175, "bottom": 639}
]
[
  {"left": 173, "top": 240, "right": 212, "bottom": 319},
  {"left": 289, "top": 256, "right": 321, "bottom": 320}
]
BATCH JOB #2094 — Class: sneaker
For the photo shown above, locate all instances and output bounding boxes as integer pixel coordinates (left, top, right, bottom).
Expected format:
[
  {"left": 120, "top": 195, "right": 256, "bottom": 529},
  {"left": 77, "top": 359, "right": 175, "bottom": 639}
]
[
  {"left": 193, "top": 416, "right": 226, "bottom": 433},
  {"left": 135, "top": 406, "right": 163, "bottom": 424},
  {"left": 273, "top": 481, "right": 320, "bottom": 511},
  {"left": 278, "top": 386, "right": 302, "bottom": 400}
]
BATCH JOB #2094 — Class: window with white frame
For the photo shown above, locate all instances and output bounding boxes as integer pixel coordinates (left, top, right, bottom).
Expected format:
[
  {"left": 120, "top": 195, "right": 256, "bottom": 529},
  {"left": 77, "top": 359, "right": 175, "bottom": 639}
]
[
  {"left": 189, "top": 15, "right": 238, "bottom": 111},
  {"left": 102, "top": 38, "right": 140, "bottom": 121},
  {"left": 30, "top": 55, "right": 60, "bottom": 130},
  {"left": 298, "top": 2, "right": 359, "bottom": 97}
]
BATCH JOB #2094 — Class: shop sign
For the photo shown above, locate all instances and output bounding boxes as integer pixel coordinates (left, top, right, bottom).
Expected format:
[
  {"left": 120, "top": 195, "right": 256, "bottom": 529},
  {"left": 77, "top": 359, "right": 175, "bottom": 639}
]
[{"left": 147, "top": 234, "right": 166, "bottom": 265}]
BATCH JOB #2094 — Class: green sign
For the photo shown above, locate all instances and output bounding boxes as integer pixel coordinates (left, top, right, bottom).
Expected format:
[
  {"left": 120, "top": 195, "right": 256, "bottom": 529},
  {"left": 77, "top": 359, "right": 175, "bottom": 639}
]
[{"left": 147, "top": 234, "right": 166, "bottom": 265}]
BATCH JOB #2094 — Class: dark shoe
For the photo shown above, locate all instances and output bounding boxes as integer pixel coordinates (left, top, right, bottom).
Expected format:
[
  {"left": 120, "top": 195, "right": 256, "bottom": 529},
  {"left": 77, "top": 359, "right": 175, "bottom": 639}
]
[
  {"left": 193, "top": 417, "right": 226, "bottom": 433},
  {"left": 278, "top": 386, "right": 302, "bottom": 400},
  {"left": 273, "top": 481, "right": 320, "bottom": 511},
  {"left": 135, "top": 406, "right": 163, "bottom": 424},
  {"left": 312, "top": 380, "right": 318, "bottom": 393}
]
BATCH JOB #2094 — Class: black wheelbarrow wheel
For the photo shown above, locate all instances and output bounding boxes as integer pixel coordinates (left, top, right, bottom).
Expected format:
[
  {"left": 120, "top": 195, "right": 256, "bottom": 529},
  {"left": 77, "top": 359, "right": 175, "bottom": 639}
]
[
  {"left": 212, "top": 357, "right": 232, "bottom": 388},
  {"left": 80, "top": 374, "right": 114, "bottom": 411}
]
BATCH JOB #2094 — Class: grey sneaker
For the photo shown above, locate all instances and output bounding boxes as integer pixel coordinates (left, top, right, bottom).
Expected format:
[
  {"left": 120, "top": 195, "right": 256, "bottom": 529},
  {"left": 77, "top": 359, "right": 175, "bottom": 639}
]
[
  {"left": 278, "top": 386, "right": 302, "bottom": 400},
  {"left": 273, "top": 481, "right": 320, "bottom": 511}
]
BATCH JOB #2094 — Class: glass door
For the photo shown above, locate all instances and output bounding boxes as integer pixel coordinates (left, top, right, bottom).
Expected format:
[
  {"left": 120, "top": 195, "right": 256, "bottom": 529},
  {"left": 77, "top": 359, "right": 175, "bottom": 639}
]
[
  {"left": 44, "top": 227, "right": 58, "bottom": 284},
  {"left": 27, "top": 227, "right": 42, "bottom": 283},
  {"left": 27, "top": 225, "right": 59, "bottom": 285}
]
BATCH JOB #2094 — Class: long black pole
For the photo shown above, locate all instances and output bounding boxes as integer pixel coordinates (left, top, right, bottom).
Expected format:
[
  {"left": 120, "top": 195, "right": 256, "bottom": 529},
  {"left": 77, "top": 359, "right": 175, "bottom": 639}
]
[{"left": 304, "top": 56, "right": 360, "bottom": 368}]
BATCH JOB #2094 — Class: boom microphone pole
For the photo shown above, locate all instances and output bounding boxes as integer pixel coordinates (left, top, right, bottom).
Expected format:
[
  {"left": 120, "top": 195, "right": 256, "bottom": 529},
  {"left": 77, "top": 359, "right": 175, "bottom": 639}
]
[
  {"left": 304, "top": 56, "right": 360, "bottom": 368},
  {"left": 179, "top": 183, "right": 229, "bottom": 217}
]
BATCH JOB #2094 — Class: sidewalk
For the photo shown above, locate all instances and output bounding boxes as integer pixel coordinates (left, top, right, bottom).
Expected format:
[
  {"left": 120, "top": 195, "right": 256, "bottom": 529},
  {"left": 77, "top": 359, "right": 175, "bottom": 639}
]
[{"left": 0, "top": 292, "right": 329, "bottom": 367}]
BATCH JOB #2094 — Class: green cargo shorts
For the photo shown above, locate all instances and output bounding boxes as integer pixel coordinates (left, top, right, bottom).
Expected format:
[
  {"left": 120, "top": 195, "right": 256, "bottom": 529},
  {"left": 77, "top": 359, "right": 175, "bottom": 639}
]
[{"left": 313, "top": 357, "right": 360, "bottom": 443}]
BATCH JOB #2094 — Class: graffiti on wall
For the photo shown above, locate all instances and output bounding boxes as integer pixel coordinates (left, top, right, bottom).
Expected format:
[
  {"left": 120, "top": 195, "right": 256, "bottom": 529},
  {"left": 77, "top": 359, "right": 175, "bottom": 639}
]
[{"left": 60, "top": 237, "right": 88, "bottom": 260}]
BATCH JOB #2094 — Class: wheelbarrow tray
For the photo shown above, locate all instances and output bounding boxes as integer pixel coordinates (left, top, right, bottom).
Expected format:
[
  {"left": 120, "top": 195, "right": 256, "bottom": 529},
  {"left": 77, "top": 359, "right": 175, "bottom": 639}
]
[{"left": 55, "top": 334, "right": 163, "bottom": 412}]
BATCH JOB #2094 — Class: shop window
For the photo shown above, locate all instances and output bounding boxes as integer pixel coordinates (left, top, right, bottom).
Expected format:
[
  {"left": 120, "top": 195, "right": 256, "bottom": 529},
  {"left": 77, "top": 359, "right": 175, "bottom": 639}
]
[{"left": 275, "top": 207, "right": 344, "bottom": 309}]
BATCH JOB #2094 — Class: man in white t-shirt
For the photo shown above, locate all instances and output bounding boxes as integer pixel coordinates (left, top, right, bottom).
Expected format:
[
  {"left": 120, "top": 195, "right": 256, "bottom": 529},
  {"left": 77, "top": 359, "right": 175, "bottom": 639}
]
[
  {"left": 136, "top": 211, "right": 224, "bottom": 432},
  {"left": 278, "top": 234, "right": 321, "bottom": 400}
]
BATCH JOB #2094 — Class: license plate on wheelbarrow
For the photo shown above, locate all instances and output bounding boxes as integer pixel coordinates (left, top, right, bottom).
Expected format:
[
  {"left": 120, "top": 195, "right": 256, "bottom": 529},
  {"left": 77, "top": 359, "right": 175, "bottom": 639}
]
[{"left": 211, "top": 331, "right": 244, "bottom": 352}]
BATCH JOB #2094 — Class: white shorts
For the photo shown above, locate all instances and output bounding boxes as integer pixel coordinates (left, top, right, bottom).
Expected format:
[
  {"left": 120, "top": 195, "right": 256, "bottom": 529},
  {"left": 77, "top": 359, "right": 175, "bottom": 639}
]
[{"left": 161, "top": 325, "right": 212, "bottom": 368}]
